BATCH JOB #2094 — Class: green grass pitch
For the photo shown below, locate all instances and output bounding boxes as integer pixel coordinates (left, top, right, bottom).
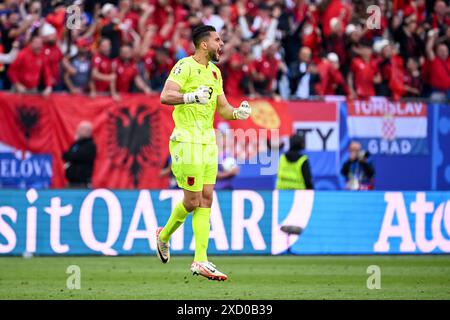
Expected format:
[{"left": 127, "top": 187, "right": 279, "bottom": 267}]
[{"left": 0, "top": 255, "right": 449, "bottom": 299}]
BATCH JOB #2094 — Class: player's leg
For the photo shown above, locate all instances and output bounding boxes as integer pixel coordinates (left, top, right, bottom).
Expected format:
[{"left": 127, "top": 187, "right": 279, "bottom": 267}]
[
  {"left": 159, "top": 188, "right": 201, "bottom": 240},
  {"left": 192, "top": 143, "right": 218, "bottom": 262},
  {"left": 190, "top": 183, "right": 227, "bottom": 281},
  {"left": 190, "top": 144, "right": 227, "bottom": 280},
  {"left": 192, "top": 184, "right": 214, "bottom": 263},
  {"left": 156, "top": 141, "right": 203, "bottom": 263}
]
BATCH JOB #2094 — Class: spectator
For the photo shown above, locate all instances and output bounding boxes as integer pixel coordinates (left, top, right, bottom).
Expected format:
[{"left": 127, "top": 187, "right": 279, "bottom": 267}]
[
  {"left": 429, "top": 1, "right": 450, "bottom": 37},
  {"left": 276, "top": 134, "right": 314, "bottom": 190},
  {"left": 278, "top": 6, "right": 308, "bottom": 67},
  {"left": 237, "top": 2, "right": 279, "bottom": 59},
  {"left": 41, "top": 23, "right": 63, "bottom": 91},
  {"left": 171, "top": 22, "right": 194, "bottom": 60},
  {"left": 425, "top": 28, "right": 450, "bottom": 101},
  {"left": 1, "top": 11, "right": 33, "bottom": 53},
  {"left": 316, "top": 52, "right": 348, "bottom": 96},
  {"left": 224, "top": 39, "right": 254, "bottom": 96},
  {"left": 8, "top": 35, "right": 52, "bottom": 96},
  {"left": 347, "top": 40, "right": 381, "bottom": 99},
  {"left": 289, "top": 46, "right": 320, "bottom": 99},
  {"left": 403, "top": 57, "right": 423, "bottom": 97},
  {"left": 299, "top": 7, "right": 322, "bottom": 58},
  {"left": 63, "top": 121, "right": 97, "bottom": 189},
  {"left": 142, "top": 47, "right": 173, "bottom": 91},
  {"left": 112, "top": 44, "right": 151, "bottom": 94},
  {"left": 90, "top": 38, "right": 116, "bottom": 98},
  {"left": 0, "top": 11, "right": 38, "bottom": 89},
  {"left": 392, "top": 12, "right": 425, "bottom": 62},
  {"left": 118, "top": 0, "right": 140, "bottom": 43},
  {"left": 325, "top": 16, "right": 346, "bottom": 69},
  {"left": 0, "top": 0, "right": 446, "bottom": 101},
  {"left": 99, "top": 3, "right": 121, "bottom": 58},
  {"left": 320, "top": 0, "right": 351, "bottom": 40},
  {"left": 202, "top": 0, "right": 225, "bottom": 33},
  {"left": 375, "top": 40, "right": 405, "bottom": 100},
  {"left": 45, "top": 0, "right": 66, "bottom": 39},
  {"left": 341, "top": 141, "right": 374, "bottom": 191},
  {"left": 342, "top": 23, "right": 363, "bottom": 76},
  {"left": 239, "top": 3, "right": 273, "bottom": 40},
  {"left": 62, "top": 38, "right": 92, "bottom": 94},
  {"left": 251, "top": 42, "right": 286, "bottom": 97}
]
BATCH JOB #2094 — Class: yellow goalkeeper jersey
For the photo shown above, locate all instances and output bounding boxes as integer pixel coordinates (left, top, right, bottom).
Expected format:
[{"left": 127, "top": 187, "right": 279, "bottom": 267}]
[{"left": 166, "top": 56, "right": 224, "bottom": 145}]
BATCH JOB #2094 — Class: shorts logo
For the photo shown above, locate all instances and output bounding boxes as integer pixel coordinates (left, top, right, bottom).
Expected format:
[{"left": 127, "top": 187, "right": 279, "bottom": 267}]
[{"left": 187, "top": 176, "right": 195, "bottom": 186}]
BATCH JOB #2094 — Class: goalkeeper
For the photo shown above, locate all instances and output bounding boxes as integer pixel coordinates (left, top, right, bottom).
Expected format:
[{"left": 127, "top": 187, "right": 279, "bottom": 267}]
[{"left": 156, "top": 25, "right": 251, "bottom": 281}]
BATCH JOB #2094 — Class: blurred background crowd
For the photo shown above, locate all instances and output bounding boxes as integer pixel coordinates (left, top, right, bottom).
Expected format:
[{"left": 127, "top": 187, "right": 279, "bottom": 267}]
[{"left": 0, "top": 0, "right": 449, "bottom": 101}]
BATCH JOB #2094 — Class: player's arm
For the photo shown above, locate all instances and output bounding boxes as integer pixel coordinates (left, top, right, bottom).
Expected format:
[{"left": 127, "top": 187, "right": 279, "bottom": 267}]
[
  {"left": 217, "top": 94, "right": 252, "bottom": 120},
  {"left": 160, "top": 80, "right": 185, "bottom": 105},
  {"left": 160, "top": 80, "right": 210, "bottom": 105},
  {"left": 161, "top": 60, "right": 211, "bottom": 105}
]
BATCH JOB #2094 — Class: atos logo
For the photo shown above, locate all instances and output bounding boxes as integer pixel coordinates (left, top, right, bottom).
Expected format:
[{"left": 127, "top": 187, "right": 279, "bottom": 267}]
[{"left": 374, "top": 193, "right": 450, "bottom": 253}]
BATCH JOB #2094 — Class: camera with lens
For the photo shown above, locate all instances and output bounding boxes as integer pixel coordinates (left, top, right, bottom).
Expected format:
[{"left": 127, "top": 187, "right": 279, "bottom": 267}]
[{"left": 358, "top": 150, "right": 370, "bottom": 161}]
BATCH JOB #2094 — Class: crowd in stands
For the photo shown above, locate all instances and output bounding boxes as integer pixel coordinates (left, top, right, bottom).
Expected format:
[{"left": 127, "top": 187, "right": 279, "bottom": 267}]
[{"left": 0, "top": 0, "right": 449, "bottom": 101}]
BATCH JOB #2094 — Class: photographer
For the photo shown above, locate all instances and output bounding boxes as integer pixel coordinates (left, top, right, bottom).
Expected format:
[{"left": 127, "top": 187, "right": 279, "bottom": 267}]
[{"left": 340, "top": 141, "right": 374, "bottom": 190}]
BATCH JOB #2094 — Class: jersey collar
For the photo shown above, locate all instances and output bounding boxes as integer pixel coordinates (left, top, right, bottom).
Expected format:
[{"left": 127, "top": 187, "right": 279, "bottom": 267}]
[{"left": 190, "top": 55, "right": 210, "bottom": 69}]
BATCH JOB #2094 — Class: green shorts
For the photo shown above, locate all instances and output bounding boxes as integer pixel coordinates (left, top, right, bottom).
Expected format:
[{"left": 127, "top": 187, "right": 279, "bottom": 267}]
[{"left": 169, "top": 140, "right": 218, "bottom": 192}]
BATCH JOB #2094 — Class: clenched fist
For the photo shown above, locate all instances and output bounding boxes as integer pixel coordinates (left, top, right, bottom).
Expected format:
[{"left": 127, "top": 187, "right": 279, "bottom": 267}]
[
  {"left": 233, "top": 101, "right": 252, "bottom": 120},
  {"left": 183, "top": 86, "right": 210, "bottom": 104}
]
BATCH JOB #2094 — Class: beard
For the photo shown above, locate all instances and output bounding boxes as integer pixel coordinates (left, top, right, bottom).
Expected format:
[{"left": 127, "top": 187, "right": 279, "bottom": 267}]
[{"left": 209, "top": 49, "right": 219, "bottom": 62}]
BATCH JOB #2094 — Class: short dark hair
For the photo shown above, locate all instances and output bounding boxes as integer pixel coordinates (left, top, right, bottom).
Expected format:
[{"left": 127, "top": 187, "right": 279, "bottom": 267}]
[
  {"left": 192, "top": 25, "right": 216, "bottom": 48},
  {"left": 289, "top": 134, "right": 305, "bottom": 151}
]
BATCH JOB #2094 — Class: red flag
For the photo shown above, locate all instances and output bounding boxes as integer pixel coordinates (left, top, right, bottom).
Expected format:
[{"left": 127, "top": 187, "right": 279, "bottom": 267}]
[{"left": 0, "top": 93, "right": 174, "bottom": 188}]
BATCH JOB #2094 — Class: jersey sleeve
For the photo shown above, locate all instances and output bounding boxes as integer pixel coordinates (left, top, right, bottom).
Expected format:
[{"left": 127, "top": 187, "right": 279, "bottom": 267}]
[{"left": 167, "top": 60, "right": 190, "bottom": 88}]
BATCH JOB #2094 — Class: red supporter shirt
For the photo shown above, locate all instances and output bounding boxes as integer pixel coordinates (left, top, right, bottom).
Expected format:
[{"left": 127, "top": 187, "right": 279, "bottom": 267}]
[
  {"left": 120, "top": 12, "right": 140, "bottom": 43},
  {"left": 428, "top": 56, "right": 450, "bottom": 91},
  {"left": 113, "top": 58, "right": 138, "bottom": 93},
  {"left": 321, "top": 0, "right": 350, "bottom": 37},
  {"left": 253, "top": 54, "right": 280, "bottom": 91},
  {"left": 316, "top": 60, "right": 347, "bottom": 95},
  {"left": 44, "top": 44, "right": 63, "bottom": 86},
  {"left": 143, "top": 50, "right": 173, "bottom": 77},
  {"left": 147, "top": 0, "right": 174, "bottom": 29},
  {"left": 225, "top": 52, "right": 251, "bottom": 96},
  {"left": 8, "top": 46, "right": 52, "bottom": 89},
  {"left": 350, "top": 57, "right": 378, "bottom": 98},
  {"left": 379, "top": 55, "right": 405, "bottom": 99},
  {"left": 92, "top": 53, "right": 113, "bottom": 92},
  {"left": 123, "top": 11, "right": 139, "bottom": 32}
]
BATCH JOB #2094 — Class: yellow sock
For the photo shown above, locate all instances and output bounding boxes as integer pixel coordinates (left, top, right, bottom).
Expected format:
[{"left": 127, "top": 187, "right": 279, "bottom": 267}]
[
  {"left": 192, "top": 207, "right": 211, "bottom": 262},
  {"left": 159, "top": 202, "right": 189, "bottom": 243}
]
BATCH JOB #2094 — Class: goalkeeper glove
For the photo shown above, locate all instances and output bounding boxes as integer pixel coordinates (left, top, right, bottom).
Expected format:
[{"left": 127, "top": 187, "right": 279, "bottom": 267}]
[
  {"left": 233, "top": 101, "right": 251, "bottom": 120},
  {"left": 183, "top": 86, "right": 210, "bottom": 104}
]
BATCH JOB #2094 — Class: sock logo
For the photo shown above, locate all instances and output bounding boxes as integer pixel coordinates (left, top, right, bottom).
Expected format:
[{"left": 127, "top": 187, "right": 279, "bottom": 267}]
[{"left": 187, "top": 177, "right": 195, "bottom": 186}]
